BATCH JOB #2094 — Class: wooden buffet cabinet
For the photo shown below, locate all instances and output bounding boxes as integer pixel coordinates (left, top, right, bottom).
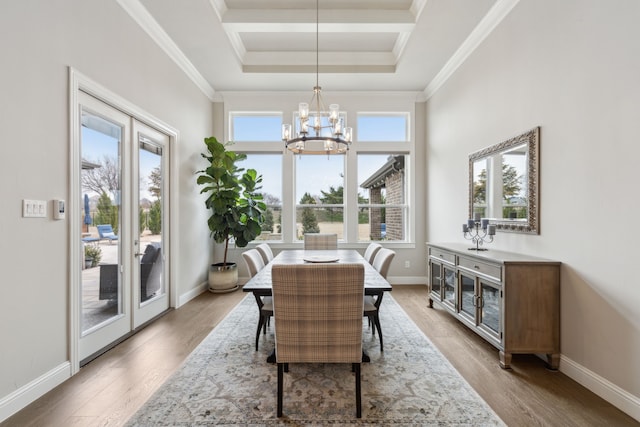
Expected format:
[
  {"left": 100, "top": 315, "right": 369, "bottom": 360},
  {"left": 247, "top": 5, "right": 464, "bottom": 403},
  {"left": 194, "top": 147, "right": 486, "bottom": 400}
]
[{"left": 427, "top": 242, "right": 560, "bottom": 369}]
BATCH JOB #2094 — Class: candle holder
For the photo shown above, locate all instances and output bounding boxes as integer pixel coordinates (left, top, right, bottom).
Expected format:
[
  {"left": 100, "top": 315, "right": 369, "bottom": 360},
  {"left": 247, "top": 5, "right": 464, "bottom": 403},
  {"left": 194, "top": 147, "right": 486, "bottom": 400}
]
[{"left": 462, "top": 215, "right": 496, "bottom": 251}]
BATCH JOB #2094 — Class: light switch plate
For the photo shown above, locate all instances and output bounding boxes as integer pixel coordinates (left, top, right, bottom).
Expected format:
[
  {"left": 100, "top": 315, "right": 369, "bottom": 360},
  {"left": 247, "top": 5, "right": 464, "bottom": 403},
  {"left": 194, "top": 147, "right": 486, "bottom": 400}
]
[{"left": 23, "top": 199, "right": 47, "bottom": 218}]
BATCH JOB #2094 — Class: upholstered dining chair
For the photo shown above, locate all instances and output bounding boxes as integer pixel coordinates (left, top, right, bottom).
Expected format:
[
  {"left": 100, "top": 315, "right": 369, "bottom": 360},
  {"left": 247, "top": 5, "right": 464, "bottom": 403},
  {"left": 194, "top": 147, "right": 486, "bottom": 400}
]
[
  {"left": 363, "top": 242, "right": 382, "bottom": 264},
  {"left": 364, "top": 248, "right": 395, "bottom": 352},
  {"left": 271, "top": 263, "right": 365, "bottom": 418},
  {"left": 303, "top": 233, "right": 338, "bottom": 250},
  {"left": 255, "top": 243, "right": 274, "bottom": 264},
  {"left": 242, "top": 249, "right": 272, "bottom": 351}
]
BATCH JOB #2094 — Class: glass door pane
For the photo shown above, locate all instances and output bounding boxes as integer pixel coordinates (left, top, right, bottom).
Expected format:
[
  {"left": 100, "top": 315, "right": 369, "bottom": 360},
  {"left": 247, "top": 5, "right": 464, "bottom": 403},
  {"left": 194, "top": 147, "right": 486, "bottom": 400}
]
[
  {"left": 138, "top": 138, "right": 163, "bottom": 303},
  {"left": 429, "top": 262, "right": 442, "bottom": 301},
  {"left": 459, "top": 273, "right": 476, "bottom": 322},
  {"left": 479, "top": 280, "right": 501, "bottom": 340},
  {"left": 80, "top": 111, "right": 123, "bottom": 334},
  {"left": 132, "top": 120, "right": 170, "bottom": 328},
  {"left": 442, "top": 266, "right": 456, "bottom": 310}
]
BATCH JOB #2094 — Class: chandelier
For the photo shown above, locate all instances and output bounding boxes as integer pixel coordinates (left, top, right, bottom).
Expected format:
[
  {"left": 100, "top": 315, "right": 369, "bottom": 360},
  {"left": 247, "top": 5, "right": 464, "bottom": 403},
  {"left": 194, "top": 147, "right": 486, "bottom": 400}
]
[{"left": 281, "top": 0, "right": 352, "bottom": 155}]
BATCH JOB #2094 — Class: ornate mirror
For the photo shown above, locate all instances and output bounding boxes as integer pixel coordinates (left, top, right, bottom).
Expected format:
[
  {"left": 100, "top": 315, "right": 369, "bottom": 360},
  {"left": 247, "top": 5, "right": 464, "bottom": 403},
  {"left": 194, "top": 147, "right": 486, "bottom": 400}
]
[{"left": 469, "top": 127, "right": 539, "bottom": 234}]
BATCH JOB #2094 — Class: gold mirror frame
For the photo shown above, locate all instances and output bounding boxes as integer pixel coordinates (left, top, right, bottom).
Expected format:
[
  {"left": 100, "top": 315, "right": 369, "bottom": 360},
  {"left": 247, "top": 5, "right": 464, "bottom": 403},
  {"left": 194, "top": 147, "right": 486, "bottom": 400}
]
[{"left": 468, "top": 127, "right": 540, "bottom": 234}]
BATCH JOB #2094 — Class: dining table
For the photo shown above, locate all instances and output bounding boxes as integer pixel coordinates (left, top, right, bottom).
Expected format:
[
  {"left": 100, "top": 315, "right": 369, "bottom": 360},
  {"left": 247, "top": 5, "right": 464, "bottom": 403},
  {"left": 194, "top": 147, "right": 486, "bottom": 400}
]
[{"left": 242, "top": 249, "right": 393, "bottom": 362}]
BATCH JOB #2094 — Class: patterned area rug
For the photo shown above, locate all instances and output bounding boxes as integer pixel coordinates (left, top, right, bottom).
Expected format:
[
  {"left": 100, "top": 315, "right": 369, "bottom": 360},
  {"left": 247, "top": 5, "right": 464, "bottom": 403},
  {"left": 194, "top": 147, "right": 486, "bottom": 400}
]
[{"left": 126, "top": 293, "right": 505, "bottom": 426}]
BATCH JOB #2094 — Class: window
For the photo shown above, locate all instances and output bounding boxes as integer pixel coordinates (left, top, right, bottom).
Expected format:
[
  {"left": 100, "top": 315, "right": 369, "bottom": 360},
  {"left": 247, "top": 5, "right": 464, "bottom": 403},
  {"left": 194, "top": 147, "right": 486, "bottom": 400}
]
[
  {"left": 240, "top": 154, "right": 283, "bottom": 241},
  {"left": 228, "top": 107, "right": 413, "bottom": 245},
  {"left": 357, "top": 113, "right": 409, "bottom": 142},
  {"left": 231, "top": 113, "right": 282, "bottom": 142},
  {"left": 295, "top": 156, "right": 344, "bottom": 240},
  {"left": 358, "top": 154, "right": 407, "bottom": 242}
]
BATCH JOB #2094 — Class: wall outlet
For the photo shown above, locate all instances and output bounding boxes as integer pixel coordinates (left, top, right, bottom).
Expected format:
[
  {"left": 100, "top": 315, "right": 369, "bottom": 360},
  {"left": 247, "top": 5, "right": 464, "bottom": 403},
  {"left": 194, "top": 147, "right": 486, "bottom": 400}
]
[{"left": 404, "top": 260, "right": 410, "bottom": 268}]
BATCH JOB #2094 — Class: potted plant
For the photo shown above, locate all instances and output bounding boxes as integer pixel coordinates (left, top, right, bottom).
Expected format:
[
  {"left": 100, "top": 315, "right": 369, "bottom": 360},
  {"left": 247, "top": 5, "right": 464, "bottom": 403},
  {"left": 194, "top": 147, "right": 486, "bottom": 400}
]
[
  {"left": 84, "top": 243, "right": 102, "bottom": 268},
  {"left": 196, "top": 136, "right": 266, "bottom": 292}
]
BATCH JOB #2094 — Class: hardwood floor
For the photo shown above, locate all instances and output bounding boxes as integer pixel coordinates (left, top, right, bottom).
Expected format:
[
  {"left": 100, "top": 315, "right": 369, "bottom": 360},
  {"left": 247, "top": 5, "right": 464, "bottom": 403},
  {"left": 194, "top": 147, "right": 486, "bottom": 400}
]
[{"left": 2, "top": 285, "right": 637, "bottom": 426}]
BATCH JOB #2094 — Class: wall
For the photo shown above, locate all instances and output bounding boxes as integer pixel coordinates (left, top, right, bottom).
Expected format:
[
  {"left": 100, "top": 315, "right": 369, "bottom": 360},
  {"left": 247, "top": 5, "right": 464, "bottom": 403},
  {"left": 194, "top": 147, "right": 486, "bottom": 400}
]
[
  {"left": 425, "top": 0, "right": 640, "bottom": 418},
  {"left": 0, "top": 0, "right": 213, "bottom": 418}
]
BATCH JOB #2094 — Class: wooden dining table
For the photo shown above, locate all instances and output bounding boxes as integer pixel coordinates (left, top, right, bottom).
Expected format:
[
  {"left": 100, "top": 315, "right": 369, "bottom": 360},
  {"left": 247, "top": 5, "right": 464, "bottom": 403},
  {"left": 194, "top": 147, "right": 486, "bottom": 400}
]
[
  {"left": 242, "top": 249, "right": 392, "bottom": 296},
  {"left": 242, "top": 249, "right": 392, "bottom": 362}
]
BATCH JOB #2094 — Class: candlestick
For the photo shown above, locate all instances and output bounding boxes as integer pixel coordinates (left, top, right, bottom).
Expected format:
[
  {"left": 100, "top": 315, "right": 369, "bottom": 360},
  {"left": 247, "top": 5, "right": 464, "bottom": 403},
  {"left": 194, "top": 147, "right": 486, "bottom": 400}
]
[{"left": 462, "top": 218, "right": 495, "bottom": 251}]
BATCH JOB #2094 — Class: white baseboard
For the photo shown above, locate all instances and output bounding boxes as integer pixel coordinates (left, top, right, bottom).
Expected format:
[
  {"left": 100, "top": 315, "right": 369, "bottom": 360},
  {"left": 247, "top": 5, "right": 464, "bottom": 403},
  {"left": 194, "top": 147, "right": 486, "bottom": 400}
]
[
  {"left": 560, "top": 355, "right": 640, "bottom": 422},
  {"left": 178, "top": 281, "right": 208, "bottom": 307},
  {"left": 0, "top": 361, "right": 71, "bottom": 423},
  {"left": 387, "top": 276, "right": 427, "bottom": 285}
]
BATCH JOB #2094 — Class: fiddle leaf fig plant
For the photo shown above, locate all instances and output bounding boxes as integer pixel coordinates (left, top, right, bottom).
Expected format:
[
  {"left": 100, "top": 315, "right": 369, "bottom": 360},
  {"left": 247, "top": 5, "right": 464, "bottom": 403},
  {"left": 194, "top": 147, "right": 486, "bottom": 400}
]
[{"left": 196, "top": 136, "right": 266, "bottom": 266}]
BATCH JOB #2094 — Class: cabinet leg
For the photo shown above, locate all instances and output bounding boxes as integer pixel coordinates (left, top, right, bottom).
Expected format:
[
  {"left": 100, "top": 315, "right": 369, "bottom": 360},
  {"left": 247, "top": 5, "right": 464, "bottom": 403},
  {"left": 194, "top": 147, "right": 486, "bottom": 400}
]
[
  {"left": 428, "top": 298, "right": 433, "bottom": 308},
  {"left": 499, "top": 351, "right": 512, "bottom": 369},
  {"left": 546, "top": 353, "right": 560, "bottom": 370}
]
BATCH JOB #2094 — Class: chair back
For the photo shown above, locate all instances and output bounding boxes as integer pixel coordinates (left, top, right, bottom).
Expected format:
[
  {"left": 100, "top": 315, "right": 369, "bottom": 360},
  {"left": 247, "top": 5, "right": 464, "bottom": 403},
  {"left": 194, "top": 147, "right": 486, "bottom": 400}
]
[
  {"left": 255, "top": 243, "right": 274, "bottom": 264},
  {"left": 372, "top": 248, "right": 395, "bottom": 279},
  {"left": 303, "top": 233, "right": 338, "bottom": 250},
  {"left": 363, "top": 242, "right": 382, "bottom": 264},
  {"left": 272, "top": 263, "right": 364, "bottom": 364},
  {"left": 242, "top": 249, "right": 265, "bottom": 278}
]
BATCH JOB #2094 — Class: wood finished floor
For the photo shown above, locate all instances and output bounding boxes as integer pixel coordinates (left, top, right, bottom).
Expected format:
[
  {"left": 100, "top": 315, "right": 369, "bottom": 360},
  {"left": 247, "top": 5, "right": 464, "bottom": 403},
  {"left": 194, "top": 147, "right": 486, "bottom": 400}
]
[{"left": 2, "top": 285, "right": 637, "bottom": 427}]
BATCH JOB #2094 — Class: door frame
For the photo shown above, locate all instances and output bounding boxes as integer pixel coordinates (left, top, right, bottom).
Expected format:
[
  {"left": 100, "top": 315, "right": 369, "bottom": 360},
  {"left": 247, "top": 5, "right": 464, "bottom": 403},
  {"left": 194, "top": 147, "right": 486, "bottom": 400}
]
[{"left": 69, "top": 68, "right": 178, "bottom": 374}]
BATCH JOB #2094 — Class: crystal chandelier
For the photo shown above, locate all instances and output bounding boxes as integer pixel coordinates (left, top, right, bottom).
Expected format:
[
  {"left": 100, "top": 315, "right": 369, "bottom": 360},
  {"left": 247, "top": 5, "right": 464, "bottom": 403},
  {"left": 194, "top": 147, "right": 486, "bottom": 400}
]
[{"left": 282, "top": 0, "right": 352, "bottom": 155}]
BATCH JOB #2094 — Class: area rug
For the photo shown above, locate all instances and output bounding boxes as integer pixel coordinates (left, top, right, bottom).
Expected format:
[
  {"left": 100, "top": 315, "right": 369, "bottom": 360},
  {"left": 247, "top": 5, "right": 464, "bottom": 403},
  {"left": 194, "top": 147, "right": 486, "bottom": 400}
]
[{"left": 126, "top": 293, "right": 505, "bottom": 426}]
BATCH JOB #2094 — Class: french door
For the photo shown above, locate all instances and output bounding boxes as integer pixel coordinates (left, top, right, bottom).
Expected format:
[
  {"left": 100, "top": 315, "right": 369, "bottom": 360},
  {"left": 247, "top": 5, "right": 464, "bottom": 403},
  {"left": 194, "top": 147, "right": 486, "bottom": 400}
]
[{"left": 77, "top": 91, "right": 170, "bottom": 363}]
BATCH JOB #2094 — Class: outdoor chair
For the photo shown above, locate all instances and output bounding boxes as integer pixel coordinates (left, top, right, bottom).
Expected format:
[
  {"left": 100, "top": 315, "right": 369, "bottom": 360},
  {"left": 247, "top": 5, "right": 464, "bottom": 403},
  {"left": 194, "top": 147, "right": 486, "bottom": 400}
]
[
  {"left": 364, "top": 248, "right": 395, "bottom": 351},
  {"left": 242, "top": 249, "right": 272, "bottom": 351},
  {"left": 140, "top": 242, "right": 161, "bottom": 302},
  {"left": 272, "top": 263, "right": 365, "bottom": 418},
  {"left": 97, "top": 224, "right": 118, "bottom": 244},
  {"left": 303, "top": 233, "right": 338, "bottom": 250}
]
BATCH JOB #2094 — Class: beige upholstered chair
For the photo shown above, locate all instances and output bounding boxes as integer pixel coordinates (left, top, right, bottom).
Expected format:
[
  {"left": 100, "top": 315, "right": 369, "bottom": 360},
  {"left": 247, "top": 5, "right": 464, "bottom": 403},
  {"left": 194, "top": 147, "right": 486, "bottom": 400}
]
[
  {"left": 364, "top": 248, "right": 395, "bottom": 351},
  {"left": 255, "top": 243, "right": 274, "bottom": 264},
  {"left": 363, "top": 242, "right": 382, "bottom": 264},
  {"left": 303, "top": 233, "right": 338, "bottom": 250},
  {"left": 272, "top": 263, "right": 365, "bottom": 418},
  {"left": 242, "top": 249, "right": 272, "bottom": 351}
]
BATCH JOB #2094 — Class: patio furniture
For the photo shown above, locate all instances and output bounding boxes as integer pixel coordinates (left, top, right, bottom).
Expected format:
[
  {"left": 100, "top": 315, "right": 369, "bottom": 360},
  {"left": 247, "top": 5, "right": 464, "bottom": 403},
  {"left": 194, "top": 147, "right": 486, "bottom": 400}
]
[{"left": 97, "top": 224, "right": 118, "bottom": 244}]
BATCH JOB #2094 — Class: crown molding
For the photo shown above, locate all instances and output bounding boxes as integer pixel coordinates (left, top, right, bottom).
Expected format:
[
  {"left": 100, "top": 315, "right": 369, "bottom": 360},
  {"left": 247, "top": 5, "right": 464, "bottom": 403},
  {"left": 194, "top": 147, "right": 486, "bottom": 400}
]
[
  {"left": 116, "top": 0, "right": 216, "bottom": 101},
  {"left": 424, "top": 0, "right": 520, "bottom": 100}
]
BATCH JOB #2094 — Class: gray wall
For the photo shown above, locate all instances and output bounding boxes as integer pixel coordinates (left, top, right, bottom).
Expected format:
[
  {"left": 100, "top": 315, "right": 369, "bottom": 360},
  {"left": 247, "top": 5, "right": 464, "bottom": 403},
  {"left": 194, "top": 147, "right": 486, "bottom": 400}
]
[
  {"left": 425, "top": 0, "right": 640, "bottom": 416},
  {"left": 0, "top": 0, "right": 213, "bottom": 413}
]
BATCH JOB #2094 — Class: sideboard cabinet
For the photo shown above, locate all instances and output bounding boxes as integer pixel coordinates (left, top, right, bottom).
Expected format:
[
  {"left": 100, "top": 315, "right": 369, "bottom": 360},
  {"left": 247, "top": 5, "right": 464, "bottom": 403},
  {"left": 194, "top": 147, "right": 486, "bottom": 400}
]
[{"left": 427, "top": 242, "right": 560, "bottom": 369}]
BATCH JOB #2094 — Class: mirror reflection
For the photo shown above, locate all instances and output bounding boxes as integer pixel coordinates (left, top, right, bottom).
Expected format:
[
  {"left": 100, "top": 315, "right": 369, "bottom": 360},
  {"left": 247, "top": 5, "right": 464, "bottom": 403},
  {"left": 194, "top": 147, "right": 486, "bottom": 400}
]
[{"left": 469, "top": 127, "right": 539, "bottom": 234}]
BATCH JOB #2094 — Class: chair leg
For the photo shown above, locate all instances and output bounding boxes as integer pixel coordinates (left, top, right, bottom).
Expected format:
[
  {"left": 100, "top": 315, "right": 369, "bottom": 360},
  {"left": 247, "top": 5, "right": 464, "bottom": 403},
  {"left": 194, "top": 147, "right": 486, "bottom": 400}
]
[
  {"left": 277, "top": 363, "right": 284, "bottom": 417},
  {"left": 256, "top": 316, "right": 265, "bottom": 351},
  {"left": 355, "top": 363, "right": 362, "bottom": 418},
  {"left": 373, "top": 314, "right": 383, "bottom": 351}
]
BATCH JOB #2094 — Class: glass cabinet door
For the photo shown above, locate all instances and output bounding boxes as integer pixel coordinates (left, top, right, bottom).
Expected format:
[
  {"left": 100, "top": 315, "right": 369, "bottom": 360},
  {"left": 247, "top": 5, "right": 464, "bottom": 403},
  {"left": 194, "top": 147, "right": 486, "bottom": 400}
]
[
  {"left": 442, "top": 266, "right": 456, "bottom": 310},
  {"left": 459, "top": 272, "right": 476, "bottom": 322},
  {"left": 429, "top": 261, "right": 442, "bottom": 301},
  {"left": 478, "top": 279, "right": 502, "bottom": 342}
]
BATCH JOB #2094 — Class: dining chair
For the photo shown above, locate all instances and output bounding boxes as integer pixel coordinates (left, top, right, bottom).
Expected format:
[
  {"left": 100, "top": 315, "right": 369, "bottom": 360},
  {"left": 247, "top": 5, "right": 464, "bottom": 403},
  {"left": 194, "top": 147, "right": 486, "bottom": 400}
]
[
  {"left": 364, "top": 248, "right": 395, "bottom": 352},
  {"left": 272, "top": 263, "right": 365, "bottom": 418},
  {"left": 242, "top": 249, "right": 272, "bottom": 351},
  {"left": 303, "top": 233, "right": 338, "bottom": 250},
  {"left": 255, "top": 243, "right": 274, "bottom": 264},
  {"left": 363, "top": 242, "right": 382, "bottom": 264}
]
